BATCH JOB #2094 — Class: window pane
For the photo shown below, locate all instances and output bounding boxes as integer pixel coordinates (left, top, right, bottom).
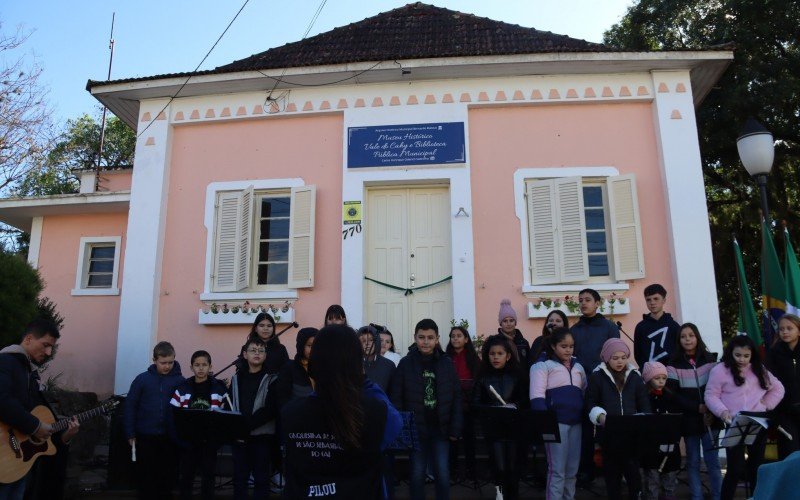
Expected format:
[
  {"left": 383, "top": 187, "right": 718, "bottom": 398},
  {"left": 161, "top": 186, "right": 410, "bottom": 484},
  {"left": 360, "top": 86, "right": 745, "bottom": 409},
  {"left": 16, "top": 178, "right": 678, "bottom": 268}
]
[
  {"left": 87, "top": 273, "right": 113, "bottom": 287},
  {"left": 586, "top": 231, "right": 607, "bottom": 253},
  {"left": 261, "top": 197, "right": 290, "bottom": 217},
  {"left": 584, "top": 208, "right": 605, "bottom": 230},
  {"left": 588, "top": 255, "right": 610, "bottom": 277},
  {"left": 583, "top": 186, "right": 603, "bottom": 207},
  {"left": 258, "top": 241, "right": 289, "bottom": 262},
  {"left": 257, "top": 263, "right": 288, "bottom": 285},
  {"left": 90, "top": 246, "right": 115, "bottom": 259},
  {"left": 89, "top": 259, "right": 114, "bottom": 273},
  {"left": 260, "top": 218, "right": 290, "bottom": 239}
]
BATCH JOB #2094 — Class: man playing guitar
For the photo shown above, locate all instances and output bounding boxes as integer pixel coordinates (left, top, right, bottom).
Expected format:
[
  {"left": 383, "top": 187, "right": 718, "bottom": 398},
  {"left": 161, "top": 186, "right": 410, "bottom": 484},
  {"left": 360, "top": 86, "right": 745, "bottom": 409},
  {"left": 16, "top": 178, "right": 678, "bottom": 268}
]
[{"left": 0, "top": 319, "right": 79, "bottom": 499}]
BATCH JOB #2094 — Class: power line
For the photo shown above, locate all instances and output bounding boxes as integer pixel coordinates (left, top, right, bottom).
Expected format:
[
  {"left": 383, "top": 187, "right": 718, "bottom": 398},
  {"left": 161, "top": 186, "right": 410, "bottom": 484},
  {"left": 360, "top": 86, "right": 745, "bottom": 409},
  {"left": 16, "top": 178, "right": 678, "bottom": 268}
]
[{"left": 137, "top": 0, "right": 251, "bottom": 138}]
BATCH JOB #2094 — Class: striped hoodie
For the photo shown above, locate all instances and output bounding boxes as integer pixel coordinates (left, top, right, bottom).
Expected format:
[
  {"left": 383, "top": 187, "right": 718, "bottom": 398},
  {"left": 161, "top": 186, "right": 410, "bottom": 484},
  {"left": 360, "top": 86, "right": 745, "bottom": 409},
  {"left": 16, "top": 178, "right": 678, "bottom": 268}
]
[{"left": 171, "top": 376, "right": 228, "bottom": 411}]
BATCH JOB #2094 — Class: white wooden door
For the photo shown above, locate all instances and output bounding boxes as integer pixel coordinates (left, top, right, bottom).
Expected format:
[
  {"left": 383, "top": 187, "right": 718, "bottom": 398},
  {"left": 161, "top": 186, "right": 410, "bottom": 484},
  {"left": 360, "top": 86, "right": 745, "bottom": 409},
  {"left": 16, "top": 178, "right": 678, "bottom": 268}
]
[{"left": 365, "top": 187, "right": 452, "bottom": 354}]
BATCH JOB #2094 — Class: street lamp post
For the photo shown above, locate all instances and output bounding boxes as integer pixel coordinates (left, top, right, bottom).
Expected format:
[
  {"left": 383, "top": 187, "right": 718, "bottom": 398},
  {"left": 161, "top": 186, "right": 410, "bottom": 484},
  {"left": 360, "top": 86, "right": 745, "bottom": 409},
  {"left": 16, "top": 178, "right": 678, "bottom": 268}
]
[{"left": 736, "top": 118, "right": 775, "bottom": 225}]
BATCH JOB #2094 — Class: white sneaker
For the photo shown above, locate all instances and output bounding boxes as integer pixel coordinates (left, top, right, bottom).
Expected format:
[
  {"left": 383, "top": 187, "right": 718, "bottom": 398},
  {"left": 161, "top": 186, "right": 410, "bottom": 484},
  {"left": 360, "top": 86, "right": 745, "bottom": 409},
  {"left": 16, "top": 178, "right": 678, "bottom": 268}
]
[{"left": 495, "top": 485, "right": 504, "bottom": 500}]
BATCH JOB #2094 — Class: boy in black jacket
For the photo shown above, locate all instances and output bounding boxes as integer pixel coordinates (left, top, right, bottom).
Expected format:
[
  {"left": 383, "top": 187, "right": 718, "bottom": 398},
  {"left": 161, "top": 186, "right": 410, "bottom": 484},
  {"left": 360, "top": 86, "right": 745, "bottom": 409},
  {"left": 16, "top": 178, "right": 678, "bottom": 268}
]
[
  {"left": 171, "top": 350, "right": 228, "bottom": 500},
  {"left": 390, "top": 319, "right": 462, "bottom": 500},
  {"left": 633, "top": 284, "right": 680, "bottom": 368}
]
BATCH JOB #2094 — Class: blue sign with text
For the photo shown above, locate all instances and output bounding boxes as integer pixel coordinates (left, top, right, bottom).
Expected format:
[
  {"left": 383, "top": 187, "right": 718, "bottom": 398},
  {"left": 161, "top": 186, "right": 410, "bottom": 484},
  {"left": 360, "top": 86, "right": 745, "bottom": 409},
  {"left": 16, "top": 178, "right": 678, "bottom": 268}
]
[{"left": 347, "top": 122, "right": 466, "bottom": 168}]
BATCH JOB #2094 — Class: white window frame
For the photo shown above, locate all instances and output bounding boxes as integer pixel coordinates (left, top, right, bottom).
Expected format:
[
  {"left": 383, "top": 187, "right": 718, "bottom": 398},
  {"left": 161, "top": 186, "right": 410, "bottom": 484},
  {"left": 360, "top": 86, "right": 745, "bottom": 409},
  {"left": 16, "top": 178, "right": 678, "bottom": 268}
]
[
  {"left": 71, "top": 236, "right": 122, "bottom": 296},
  {"left": 200, "top": 178, "right": 307, "bottom": 302},
  {"left": 514, "top": 167, "right": 638, "bottom": 295}
]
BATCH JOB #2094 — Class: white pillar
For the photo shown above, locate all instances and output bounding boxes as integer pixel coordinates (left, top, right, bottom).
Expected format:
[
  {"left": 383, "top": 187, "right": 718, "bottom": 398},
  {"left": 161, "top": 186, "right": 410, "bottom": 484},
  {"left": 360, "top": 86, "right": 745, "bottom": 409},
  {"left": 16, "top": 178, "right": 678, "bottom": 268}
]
[
  {"left": 27, "top": 216, "right": 43, "bottom": 269},
  {"left": 651, "top": 70, "right": 723, "bottom": 355},
  {"left": 114, "top": 101, "right": 173, "bottom": 393}
]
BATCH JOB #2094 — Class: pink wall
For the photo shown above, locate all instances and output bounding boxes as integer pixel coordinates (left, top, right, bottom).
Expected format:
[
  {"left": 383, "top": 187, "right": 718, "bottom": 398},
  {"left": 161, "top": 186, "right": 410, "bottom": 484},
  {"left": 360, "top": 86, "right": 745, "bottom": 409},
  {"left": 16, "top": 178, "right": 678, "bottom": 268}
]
[
  {"left": 99, "top": 170, "right": 132, "bottom": 192},
  {"left": 37, "top": 213, "right": 127, "bottom": 395},
  {"left": 468, "top": 103, "right": 677, "bottom": 346},
  {"left": 156, "top": 115, "right": 343, "bottom": 372}
]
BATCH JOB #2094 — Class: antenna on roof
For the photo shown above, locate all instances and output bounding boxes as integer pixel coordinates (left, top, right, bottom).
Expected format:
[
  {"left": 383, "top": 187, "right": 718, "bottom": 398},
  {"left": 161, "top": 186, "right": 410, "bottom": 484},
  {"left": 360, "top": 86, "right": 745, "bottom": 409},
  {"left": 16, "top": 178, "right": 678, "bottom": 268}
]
[{"left": 95, "top": 12, "right": 116, "bottom": 191}]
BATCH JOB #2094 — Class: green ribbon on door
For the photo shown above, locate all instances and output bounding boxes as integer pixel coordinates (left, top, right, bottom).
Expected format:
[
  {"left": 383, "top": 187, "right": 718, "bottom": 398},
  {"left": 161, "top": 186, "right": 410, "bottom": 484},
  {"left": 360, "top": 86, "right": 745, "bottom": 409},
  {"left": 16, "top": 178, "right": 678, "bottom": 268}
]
[{"left": 364, "top": 275, "right": 453, "bottom": 296}]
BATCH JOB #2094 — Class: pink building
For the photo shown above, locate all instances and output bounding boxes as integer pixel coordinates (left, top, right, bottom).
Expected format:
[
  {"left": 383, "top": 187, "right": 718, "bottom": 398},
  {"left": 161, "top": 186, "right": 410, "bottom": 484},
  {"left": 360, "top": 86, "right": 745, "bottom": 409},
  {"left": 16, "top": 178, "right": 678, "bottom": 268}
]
[{"left": 0, "top": 4, "right": 732, "bottom": 395}]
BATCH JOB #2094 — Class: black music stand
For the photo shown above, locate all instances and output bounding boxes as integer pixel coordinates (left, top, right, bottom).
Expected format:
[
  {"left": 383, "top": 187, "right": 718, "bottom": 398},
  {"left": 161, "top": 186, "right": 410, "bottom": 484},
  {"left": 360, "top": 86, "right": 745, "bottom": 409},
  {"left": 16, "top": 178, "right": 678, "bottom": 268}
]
[
  {"left": 473, "top": 406, "right": 561, "bottom": 444},
  {"left": 716, "top": 411, "right": 769, "bottom": 449},
  {"left": 172, "top": 408, "right": 249, "bottom": 443},
  {"left": 604, "top": 414, "right": 682, "bottom": 455}
]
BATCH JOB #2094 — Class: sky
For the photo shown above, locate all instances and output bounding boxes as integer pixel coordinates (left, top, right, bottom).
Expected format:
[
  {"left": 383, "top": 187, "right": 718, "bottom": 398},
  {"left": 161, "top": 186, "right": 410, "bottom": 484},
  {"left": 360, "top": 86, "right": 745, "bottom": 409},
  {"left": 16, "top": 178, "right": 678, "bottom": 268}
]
[{"left": 2, "top": 0, "right": 633, "bottom": 125}]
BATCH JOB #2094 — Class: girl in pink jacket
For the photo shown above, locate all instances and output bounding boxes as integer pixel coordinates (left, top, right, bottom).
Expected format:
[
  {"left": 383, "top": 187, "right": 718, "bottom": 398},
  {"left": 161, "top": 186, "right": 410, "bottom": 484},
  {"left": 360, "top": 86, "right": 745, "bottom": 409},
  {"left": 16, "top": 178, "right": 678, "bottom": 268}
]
[
  {"left": 704, "top": 335, "right": 784, "bottom": 500},
  {"left": 530, "top": 328, "right": 587, "bottom": 500}
]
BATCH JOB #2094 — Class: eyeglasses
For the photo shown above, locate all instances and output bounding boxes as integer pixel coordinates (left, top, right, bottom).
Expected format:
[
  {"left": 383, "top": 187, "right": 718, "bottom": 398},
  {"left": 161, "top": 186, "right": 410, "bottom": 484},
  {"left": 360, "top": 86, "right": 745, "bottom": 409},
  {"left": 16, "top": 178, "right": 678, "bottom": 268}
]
[{"left": 247, "top": 348, "right": 266, "bottom": 354}]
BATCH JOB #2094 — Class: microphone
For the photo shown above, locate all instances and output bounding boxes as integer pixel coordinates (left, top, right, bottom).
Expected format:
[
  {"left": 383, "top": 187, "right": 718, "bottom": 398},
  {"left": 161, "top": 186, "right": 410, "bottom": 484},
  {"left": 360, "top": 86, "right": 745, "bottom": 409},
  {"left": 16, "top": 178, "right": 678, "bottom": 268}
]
[{"left": 615, "top": 321, "right": 635, "bottom": 343}]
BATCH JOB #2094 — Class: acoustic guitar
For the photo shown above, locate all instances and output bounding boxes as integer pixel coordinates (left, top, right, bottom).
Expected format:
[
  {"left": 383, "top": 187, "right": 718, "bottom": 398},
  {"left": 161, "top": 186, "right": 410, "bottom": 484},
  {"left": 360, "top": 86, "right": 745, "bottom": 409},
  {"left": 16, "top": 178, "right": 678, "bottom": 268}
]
[{"left": 0, "top": 399, "right": 118, "bottom": 483}]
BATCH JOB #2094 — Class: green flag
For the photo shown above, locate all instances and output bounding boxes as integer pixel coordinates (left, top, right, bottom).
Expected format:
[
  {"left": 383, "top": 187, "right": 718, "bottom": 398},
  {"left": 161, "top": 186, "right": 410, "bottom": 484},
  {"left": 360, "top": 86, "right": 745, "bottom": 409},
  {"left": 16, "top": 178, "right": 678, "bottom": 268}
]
[
  {"left": 784, "top": 227, "right": 800, "bottom": 315},
  {"left": 734, "top": 238, "right": 761, "bottom": 344},
  {"left": 761, "top": 220, "right": 787, "bottom": 345}
]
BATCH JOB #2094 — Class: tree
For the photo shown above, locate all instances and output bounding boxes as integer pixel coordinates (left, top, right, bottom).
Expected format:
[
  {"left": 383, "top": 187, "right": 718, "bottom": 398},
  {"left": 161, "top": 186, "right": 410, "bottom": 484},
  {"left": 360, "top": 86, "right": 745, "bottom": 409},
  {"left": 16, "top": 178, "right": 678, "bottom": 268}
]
[
  {"left": 13, "top": 114, "right": 136, "bottom": 197},
  {"left": 604, "top": 0, "right": 800, "bottom": 338},
  {"left": 0, "top": 248, "right": 43, "bottom": 347},
  {"left": 0, "top": 23, "right": 53, "bottom": 195}
]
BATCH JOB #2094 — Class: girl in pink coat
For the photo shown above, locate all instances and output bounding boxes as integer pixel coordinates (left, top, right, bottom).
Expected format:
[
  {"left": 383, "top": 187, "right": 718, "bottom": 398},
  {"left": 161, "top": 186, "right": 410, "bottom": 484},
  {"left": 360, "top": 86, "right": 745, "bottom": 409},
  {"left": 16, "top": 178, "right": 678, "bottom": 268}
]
[{"left": 704, "top": 335, "right": 784, "bottom": 500}]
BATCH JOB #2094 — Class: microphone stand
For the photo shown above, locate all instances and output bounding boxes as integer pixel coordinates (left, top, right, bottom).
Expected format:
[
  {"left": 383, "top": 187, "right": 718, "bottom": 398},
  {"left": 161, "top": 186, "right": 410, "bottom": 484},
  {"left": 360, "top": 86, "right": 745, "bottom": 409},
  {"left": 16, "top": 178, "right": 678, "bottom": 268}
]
[
  {"left": 615, "top": 321, "right": 635, "bottom": 343},
  {"left": 213, "top": 322, "right": 300, "bottom": 379}
]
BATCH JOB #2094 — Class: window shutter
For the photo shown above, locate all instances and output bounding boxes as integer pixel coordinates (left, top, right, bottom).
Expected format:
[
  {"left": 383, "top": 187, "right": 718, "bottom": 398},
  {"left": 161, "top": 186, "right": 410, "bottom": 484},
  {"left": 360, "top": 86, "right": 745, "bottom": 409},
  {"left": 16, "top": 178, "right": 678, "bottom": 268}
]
[
  {"left": 236, "top": 186, "right": 254, "bottom": 291},
  {"left": 213, "top": 191, "right": 241, "bottom": 292},
  {"left": 607, "top": 174, "right": 645, "bottom": 280},
  {"left": 212, "top": 187, "right": 253, "bottom": 292},
  {"left": 526, "top": 179, "right": 560, "bottom": 284},
  {"left": 555, "top": 177, "right": 589, "bottom": 282},
  {"left": 288, "top": 185, "right": 316, "bottom": 288}
]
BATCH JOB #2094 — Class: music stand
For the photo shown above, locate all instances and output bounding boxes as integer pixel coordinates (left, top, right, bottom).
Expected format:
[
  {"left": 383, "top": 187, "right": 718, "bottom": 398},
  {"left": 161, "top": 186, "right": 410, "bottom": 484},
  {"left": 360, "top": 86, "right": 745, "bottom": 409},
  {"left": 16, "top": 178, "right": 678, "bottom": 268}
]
[
  {"left": 172, "top": 408, "right": 249, "bottom": 443},
  {"left": 604, "top": 414, "right": 682, "bottom": 455},
  {"left": 473, "top": 406, "right": 561, "bottom": 444},
  {"left": 716, "top": 411, "right": 769, "bottom": 449}
]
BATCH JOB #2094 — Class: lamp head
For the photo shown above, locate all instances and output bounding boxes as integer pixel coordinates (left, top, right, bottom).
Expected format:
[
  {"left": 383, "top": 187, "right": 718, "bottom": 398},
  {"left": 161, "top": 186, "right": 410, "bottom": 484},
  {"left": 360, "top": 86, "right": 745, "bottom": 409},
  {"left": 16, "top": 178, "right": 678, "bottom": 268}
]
[{"left": 736, "top": 117, "right": 774, "bottom": 177}]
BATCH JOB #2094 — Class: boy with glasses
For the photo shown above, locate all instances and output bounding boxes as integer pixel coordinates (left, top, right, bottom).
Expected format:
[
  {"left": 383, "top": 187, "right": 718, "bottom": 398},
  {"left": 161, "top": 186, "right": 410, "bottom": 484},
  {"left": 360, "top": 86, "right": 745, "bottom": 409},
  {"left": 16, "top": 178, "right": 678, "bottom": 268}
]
[{"left": 230, "top": 338, "right": 279, "bottom": 499}]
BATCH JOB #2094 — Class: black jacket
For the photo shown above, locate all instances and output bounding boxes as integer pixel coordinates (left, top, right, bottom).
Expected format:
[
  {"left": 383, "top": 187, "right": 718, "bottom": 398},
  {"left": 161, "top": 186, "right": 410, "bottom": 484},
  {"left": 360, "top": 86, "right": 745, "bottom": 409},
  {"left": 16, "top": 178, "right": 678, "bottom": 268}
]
[
  {"left": 767, "top": 342, "right": 800, "bottom": 418},
  {"left": 276, "top": 360, "right": 313, "bottom": 410},
  {"left": 281, "top": 394, "right": 388, "bottom": 499},
  {"left": 633, "top": 313, "right": 680, "bottom": 368},
  {"left": 471, "top": 367, "right": 529, "bottom": 409},
  {"left": 585, "top": 364, "right": 651, "bottom": 442},
  {"left": 641, "top": 388, "right": 681, "bottom": 471},
  {"left": 0, "top": 348, "right": 48, "bottom": 435},
  {"left": 570, "top": 314, "right": 620, "bottom": 373},
  {"left": 666, "top": 351, "right": 719, "bottom": 436},
  {"left": 237, "top": 338, "right": 289, "bottom": 375},
  {"left": 390, "top": 348, "right": 463, "bottom": 439}
]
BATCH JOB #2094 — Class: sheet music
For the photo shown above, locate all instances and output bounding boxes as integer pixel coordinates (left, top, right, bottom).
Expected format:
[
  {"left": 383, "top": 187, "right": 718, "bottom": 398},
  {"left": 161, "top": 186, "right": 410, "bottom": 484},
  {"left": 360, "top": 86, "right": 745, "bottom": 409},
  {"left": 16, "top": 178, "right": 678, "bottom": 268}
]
[{"left": 719, "top": 412, "right": 768, "bottom": 447}]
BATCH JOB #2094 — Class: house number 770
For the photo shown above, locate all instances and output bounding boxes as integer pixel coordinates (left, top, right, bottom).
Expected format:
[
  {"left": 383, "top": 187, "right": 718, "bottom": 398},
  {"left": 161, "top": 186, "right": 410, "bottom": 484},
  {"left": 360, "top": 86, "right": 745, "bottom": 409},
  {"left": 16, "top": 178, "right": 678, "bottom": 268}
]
[{"left": 342, "top": 224, "right": 362, "bottom": 240}]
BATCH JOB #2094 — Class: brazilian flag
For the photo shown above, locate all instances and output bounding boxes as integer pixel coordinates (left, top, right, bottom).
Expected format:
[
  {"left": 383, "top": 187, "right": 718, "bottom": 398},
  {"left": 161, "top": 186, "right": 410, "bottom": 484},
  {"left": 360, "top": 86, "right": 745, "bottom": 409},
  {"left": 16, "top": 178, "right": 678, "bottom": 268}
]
[
  {"left": 734, "top": 238, "right": 762, "bottom": 345},
  {"left": 761, "top": 220, "right": 786, "bottom": 346}
]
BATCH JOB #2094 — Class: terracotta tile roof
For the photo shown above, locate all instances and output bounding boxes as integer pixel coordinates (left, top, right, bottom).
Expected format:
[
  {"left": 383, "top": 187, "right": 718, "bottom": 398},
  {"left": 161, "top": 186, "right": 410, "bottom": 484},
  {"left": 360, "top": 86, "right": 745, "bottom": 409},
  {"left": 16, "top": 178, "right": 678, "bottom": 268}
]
[
  {"left": 89, "top": 2, "right": 608, "bottom": 88},
  {"left": 217, "top": 2, "right": 606, "bottom": 72}
]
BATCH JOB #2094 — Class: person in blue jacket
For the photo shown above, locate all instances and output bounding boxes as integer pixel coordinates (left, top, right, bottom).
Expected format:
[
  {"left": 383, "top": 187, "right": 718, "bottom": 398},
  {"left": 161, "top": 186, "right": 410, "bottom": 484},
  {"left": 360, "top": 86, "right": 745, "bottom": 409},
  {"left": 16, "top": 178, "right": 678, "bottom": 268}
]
[
  {"left": 124, "top": 341, "right": 184, "bottom": 500},
  {"left": 569, "top": 288, "right": 619, "bottom": 486},
  {"left": 281, "top": 324, "right": 402, "bottom": 499}
]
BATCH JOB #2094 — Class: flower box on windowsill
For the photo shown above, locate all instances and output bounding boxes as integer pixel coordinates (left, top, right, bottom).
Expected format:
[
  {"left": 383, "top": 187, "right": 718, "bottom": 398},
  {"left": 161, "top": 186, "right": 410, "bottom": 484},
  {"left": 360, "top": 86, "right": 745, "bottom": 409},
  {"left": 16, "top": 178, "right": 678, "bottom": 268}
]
[
  {"left": 198, "top": 307, "right": 295, "bottom": 325},
  {"left": 527, "top": 300, "right": 630, "bottom": 319}
]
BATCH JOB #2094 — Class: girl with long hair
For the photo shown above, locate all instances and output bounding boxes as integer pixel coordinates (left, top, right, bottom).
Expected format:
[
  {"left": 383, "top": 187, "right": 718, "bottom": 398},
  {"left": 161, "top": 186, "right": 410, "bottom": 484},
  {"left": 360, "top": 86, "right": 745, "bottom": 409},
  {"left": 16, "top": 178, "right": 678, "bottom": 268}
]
[
  {"left": 472, "top": 335, "right": 529, "bottom": 499},
  {"left": 281, "top": 325, "right": 402, "bottom": 499},
  {"left": 705, "top": 335, "right": 784, "bottom": 499},
  {"left": 244, "top": 312, "right": 289, "bottom": 374},
  {"left": 531, "top": 310, "right": 569, "bottom": 362},
  {"left": 323, "top": 304, "right": 348, "bottom": 326},
  {"left": 767, "top": 314, "right": 800, "bottom": 458},
  {"left": 666, "top": 322, "right": 721, "bottom": 500},
  {"left": 530, "top": 327, "right": 586, "bottom": 500},
  {"left": 446, "top": 325, "right": 480, "bottom": 480}
]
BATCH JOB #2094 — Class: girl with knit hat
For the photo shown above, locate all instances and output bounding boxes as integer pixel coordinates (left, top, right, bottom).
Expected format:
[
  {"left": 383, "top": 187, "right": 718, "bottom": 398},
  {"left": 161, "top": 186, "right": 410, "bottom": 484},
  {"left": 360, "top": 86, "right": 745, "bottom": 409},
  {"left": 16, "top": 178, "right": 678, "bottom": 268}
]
[
  {"left": 640, "top": 361, "right": 681, "bottom": 500},
  {"left": 489, "top": 299, "right": 532, "bottom": 367},
  {"left": 585, "top": 337, "right": 650, "bottom": 499}
]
